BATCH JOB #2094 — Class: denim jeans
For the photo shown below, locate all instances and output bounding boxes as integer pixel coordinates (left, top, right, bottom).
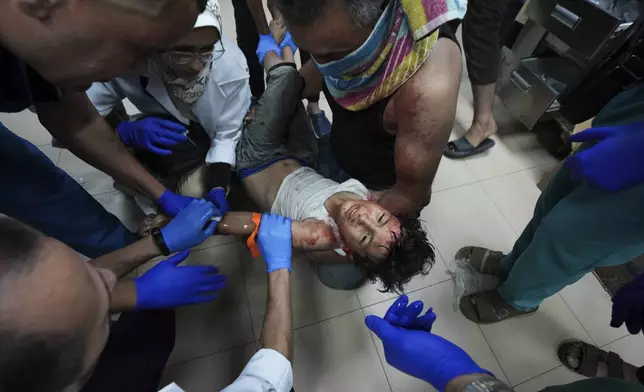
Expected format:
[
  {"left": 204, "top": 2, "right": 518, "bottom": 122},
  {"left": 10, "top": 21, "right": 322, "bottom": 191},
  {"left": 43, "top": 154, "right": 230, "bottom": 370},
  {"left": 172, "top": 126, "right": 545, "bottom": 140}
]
[{"left": 0, "top": 122, "right": 138, "bottom": 258}]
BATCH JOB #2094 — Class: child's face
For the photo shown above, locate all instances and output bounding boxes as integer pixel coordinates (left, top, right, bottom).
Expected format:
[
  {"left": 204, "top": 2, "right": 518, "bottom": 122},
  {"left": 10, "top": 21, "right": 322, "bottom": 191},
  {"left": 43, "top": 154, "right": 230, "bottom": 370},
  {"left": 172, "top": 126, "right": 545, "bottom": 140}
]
[{"left": 336, "top": 200, "right": 401, "bottom": 260}]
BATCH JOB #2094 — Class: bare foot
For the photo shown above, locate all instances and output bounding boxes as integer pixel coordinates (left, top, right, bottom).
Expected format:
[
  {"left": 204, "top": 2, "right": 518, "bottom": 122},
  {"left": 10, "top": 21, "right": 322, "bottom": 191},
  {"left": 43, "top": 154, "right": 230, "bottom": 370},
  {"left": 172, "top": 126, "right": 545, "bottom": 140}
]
[
  {"left": 269, "top": 19, "right": 285, "bottom": 45},
  {"left": 138, "top": 214, "right": 172, "bottom": 237},
  {"left": 464, "top": 116, "right": 498, "bottom": 148}
]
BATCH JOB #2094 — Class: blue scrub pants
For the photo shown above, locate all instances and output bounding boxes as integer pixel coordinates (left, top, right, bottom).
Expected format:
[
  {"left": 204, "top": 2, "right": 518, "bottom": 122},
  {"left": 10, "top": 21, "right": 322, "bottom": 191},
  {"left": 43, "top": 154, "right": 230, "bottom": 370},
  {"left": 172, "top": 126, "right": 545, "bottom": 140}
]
[
  {"left": 0, "top": 122, "right": 139, "bottom": 258},
  {"left": 497, "top": 90, "right": 644, "bottom": 310}
]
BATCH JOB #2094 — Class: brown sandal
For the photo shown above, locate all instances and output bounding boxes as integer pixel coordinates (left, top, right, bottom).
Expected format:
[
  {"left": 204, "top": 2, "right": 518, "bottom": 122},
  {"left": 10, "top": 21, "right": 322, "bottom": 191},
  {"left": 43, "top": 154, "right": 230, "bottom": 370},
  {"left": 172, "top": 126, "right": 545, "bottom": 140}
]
[
  {"left": 460, "top": 290, "right": 538, "bottom": 324},
  {"left": 455, "top": 246, "right": 506, "bottom": 278},
  {"left": 558, "top": 341, "right": 625, "bottom": 379}
]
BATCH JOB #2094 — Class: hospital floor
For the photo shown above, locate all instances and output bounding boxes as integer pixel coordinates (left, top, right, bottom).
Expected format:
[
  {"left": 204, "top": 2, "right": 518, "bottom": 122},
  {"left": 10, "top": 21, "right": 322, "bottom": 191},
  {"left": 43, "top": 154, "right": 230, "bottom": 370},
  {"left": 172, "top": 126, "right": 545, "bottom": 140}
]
[{"left": 2, "top": 3, "right": 644, "bottom": 391}]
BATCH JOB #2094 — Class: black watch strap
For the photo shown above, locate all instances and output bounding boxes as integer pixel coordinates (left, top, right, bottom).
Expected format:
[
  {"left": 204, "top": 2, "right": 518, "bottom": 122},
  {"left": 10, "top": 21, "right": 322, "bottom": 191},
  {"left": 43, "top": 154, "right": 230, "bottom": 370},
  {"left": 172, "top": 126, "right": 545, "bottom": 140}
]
[{"left": 151, "top": 228, "right": 170, "bottom": 256}]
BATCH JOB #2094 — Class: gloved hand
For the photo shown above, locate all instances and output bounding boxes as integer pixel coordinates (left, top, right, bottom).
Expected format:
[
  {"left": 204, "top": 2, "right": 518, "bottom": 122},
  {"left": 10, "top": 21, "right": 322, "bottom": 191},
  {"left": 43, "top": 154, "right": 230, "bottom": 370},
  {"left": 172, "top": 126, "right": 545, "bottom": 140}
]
[
  {"left": 566, "top": 122, "right": 644, "bottom": 192},
  {"left": 117, "top": 117, "right": 187, "bottom": 156},
  {"left": 257, "top": 213, "right": 292, "bottom": 273},
  {"left": 279, "top": 31, "right": 298, "bottom": 54},
  {"left": 257, "top": 33, "right": 281, "bottom": 65},
  {"left": 156, "top": 189, "right": 199, "bottom": 217},
  {"left": 383, "top": 295, "right": 437, "bottom": 331},
  {"left": 611, "top": 273, "right": 644, "bottom": 335},
  {"left": 135, "top": 250, "right": 227, "bottom": 309},
  {"left": 160, "top": 199, "right": 220, "bottom": 253},
  {"left": 206, "top": 187, "right": 231, "bottom": 216},
  {"left": 366, "top": 298, "right": 489, "bottom": 392}
]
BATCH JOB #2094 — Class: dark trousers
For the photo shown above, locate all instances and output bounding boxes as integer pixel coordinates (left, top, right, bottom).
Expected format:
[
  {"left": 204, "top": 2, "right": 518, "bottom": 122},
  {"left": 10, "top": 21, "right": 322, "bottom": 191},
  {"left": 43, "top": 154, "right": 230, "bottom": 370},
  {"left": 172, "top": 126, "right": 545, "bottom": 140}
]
[
  {"left": 81, "top": 310, "right": 175, "bottom": 392},
  {"left": 462, "top": 0, "right": 521, "bottom": 85},
  {"left": 232, "top": 0, "right": 265, "bottom": 98}
]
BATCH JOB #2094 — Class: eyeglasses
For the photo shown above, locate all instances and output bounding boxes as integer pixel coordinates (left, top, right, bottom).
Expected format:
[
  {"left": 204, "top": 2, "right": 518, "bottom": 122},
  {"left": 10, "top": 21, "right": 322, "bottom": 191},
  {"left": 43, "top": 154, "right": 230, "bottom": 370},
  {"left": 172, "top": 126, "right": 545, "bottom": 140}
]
[{"left": 163, "top": 39, "right": 226, "bottom": 65}]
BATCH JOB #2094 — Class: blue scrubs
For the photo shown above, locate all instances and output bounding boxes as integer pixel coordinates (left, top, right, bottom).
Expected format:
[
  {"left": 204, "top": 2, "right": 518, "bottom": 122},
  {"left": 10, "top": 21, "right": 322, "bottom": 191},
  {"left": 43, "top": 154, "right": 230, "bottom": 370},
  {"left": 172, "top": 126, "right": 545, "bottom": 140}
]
[
  {"left": 497, "top": 82, "right": 644, "bottom": 310},
  {"left": 1, "top": 48, "right": 138, "bottom": 258}
]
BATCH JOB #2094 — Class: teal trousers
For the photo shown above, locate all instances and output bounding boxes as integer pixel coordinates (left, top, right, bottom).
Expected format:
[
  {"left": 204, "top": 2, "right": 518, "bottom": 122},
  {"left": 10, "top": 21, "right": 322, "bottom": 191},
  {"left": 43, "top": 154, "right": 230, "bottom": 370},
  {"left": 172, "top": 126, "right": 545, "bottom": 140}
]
[{"left": 497, "top": 85, "right": 644, "bottom": 311}]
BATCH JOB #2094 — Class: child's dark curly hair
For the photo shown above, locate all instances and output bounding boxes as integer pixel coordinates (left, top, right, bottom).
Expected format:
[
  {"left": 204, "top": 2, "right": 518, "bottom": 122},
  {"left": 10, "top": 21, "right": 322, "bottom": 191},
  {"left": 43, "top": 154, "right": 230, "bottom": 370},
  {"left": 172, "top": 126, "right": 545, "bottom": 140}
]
[{"left": 353, "top": 216, "right": 435, "bottom": 293}]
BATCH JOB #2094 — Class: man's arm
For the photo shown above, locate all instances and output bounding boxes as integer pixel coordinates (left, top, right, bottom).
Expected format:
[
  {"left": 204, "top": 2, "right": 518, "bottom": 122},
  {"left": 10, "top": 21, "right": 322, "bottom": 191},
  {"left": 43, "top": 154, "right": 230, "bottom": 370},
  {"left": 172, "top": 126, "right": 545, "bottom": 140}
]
[
  {"left": 35, "top": 93, "right": 166, "bottom": 200},
  {"left": 246, "top": 0, "right": 271, "bottom": 35},
  {"left": 260, "top": 269, "right": 292, "bottom": 359},
  {"left": 379, "top": 39, "right": 462, "bottom": 216},
  {"left": 91, "top": 236, "right": 162, "bottom": 279},
  {"left": 300, "top": 60, "right": 324, "bottom": 101}
]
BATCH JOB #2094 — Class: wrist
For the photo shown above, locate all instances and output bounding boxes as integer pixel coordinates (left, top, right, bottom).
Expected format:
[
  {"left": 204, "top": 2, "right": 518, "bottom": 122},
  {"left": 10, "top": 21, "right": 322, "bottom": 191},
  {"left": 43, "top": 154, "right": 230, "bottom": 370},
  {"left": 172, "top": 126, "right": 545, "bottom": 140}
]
[
  {"left": 153, "top": 228, "right": 171, "bottom": 256},
  {"left": 110, "top": 280, "right": 139, "bottom": 312}
]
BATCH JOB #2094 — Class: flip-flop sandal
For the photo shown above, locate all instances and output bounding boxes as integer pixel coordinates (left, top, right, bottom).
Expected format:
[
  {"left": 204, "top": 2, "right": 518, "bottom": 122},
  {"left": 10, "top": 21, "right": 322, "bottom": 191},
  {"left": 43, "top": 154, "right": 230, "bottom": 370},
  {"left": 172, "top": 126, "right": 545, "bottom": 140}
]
[
  {"left": 444, "top": 137, "right": 495, "bottom": 159},
  {"left": 460, "top": 290, "right": 538, "bottom": 324},
  {"left": 455, "top": 246, "right": 506, "bottom": 278},
  {"left": 558, "top": 341, "right": 625, "bottom": 379}
]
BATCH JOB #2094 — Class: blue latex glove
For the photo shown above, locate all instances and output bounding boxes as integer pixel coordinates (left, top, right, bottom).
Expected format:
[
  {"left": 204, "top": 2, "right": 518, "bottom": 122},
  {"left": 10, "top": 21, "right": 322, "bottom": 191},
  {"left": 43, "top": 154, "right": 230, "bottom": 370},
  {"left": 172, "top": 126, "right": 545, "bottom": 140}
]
[
  {"left": 611, "top": 273, "right": 644, "bottom": 335},
  {"left": 206, "top": 187, "right": 231, "bottom": 216},
  {"left": 257, "top": 33, "right": 281, "bottom": 65},
  {"left": 366, "top": 297, "right": 489, "bottom": 392},
  {"left": 257, "top": 213, "right": 292, "bottom": 273},
  {"left": 160, "top": 199, "right": 220, "bottom": 253},
  {"left": 117, "top": 117, "right": 187, "bottom": 155},
  {"left": 566, "top": 122, "right": 644, "bottom": 192},
  {"left": 156, "top": 189, "right": 199, "bottom": 217},
  {"left": 135, "top": 250, "right": 227, "bottom": 309},
  {"left": 384, "top": 295, "right": 437, "bottom": 331},
  {"left": 279, "top": 31, "right": 298, "bottom": 54}
]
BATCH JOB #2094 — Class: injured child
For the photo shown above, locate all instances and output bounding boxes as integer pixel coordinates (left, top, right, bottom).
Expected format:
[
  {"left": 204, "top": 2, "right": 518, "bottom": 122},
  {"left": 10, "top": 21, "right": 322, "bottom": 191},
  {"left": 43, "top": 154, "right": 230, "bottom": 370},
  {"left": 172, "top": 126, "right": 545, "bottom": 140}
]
[{"left": 142, "top": 41, "right": 435, "bottom": 292}]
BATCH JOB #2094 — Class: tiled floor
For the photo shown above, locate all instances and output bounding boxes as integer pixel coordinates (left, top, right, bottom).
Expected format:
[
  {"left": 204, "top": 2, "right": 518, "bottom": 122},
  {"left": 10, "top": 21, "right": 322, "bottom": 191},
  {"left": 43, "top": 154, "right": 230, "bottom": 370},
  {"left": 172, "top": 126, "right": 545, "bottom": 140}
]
[{"left": 1, "top": 2, "right": 642, "bottom": 391}]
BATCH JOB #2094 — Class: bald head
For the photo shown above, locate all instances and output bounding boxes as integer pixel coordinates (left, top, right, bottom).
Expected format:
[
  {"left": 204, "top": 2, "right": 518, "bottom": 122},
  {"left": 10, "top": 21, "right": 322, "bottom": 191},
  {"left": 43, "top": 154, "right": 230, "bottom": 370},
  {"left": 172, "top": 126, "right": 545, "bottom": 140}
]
[
  {"left": 0, "top": 0, "right": 208, "bottom": 87},
  {"left": 0, "top": 218, "right": 115, "bottom": 392}
]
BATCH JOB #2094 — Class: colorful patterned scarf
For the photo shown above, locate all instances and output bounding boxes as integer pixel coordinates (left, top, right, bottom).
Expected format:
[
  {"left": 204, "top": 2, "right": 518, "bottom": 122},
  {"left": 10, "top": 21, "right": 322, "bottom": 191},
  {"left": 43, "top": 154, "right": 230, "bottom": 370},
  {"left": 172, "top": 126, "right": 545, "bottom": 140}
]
[{"left": 316, "top": 0, "right": 467, "bottom": 111}]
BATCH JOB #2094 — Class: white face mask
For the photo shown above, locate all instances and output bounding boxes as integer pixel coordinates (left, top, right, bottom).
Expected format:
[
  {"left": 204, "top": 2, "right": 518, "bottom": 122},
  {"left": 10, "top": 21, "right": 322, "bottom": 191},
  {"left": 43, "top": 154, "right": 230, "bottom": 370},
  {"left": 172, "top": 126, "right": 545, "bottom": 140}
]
[{"left": 152, "top": 58, "right": 212, "bottom": 105}]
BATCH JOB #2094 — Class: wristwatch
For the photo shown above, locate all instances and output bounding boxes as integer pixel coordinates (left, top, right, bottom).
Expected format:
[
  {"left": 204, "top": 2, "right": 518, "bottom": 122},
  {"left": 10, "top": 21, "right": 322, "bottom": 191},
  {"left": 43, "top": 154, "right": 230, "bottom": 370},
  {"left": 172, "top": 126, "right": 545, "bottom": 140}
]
[
  {"left": 464, "top": 378, "right": 513, "bottom": 392},
  {"left": 151, "top": 228, "right": 170, "bottom": 256}
]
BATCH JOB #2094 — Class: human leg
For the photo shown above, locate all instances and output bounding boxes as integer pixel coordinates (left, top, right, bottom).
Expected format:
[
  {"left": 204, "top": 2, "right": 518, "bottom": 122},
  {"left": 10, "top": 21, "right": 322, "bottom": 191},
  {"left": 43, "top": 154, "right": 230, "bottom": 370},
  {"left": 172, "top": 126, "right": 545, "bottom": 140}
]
[
  {"left": 539, "top": 378, "right": 644, "bottom": 392},
  {"left": 0, "top": 124, "right": 138, "bottom": 258},
  {"left": 232, "top": 0, "right": 265, "bottom": 98},
  {"left": 299, "top": 50, "right": 332, "bottom": 138},
  {"left": 446, "top": 0, "right": 515, "bottom": 158},
  {"left": 558, "top": 341, "right": 644, "bottom": 383},
  {"left": 80, "top": 310, "right": 175, "bottom": 392},
  {"left": 497, "top": 177, "right": 644, "bottom": 311}
]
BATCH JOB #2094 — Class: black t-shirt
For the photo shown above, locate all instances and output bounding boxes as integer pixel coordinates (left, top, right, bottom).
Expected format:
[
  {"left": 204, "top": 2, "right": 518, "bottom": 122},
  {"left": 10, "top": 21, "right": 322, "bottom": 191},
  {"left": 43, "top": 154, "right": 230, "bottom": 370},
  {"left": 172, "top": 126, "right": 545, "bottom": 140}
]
[{"left": 0, "top": 46, "right": 59, "bottom": 113}]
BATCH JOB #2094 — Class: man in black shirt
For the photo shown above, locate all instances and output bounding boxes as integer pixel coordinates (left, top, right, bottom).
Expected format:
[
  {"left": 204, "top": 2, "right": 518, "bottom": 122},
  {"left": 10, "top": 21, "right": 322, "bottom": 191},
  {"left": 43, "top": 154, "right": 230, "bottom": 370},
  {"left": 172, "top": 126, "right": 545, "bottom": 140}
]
[{"left": 0, "top": 0, "right": 209, "bottom": 258}]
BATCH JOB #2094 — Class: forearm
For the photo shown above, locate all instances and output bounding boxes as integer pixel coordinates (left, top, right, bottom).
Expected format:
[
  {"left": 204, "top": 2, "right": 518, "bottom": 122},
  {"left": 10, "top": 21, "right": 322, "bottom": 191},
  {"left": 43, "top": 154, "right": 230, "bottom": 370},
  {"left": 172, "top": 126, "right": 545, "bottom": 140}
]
[
  {"left": 218, "top": 213, "right": 338, "bottom": 251},
  {"left": 91, "top": 236, "right": 162, "bottom": 279},
  {"left": 109, "top": 280, "right": 138, "bottom": 313},
  {"left": 37, "top": 95, "right": 166, "bottom": 199},
  {"left": 447, "top": 374, "right": 513, "bottom": 392},
  {"left": 379, "top": 185, "right": 430, "bottom": 216},
  {"left": 299, "top": 61, "right": 324, "bottom": 100},
  {"left": 246, "top": 0, "right": 270, "bottom": 35},
  {"left": 260, "top": 270, "right": 293, "bottom": 360}
]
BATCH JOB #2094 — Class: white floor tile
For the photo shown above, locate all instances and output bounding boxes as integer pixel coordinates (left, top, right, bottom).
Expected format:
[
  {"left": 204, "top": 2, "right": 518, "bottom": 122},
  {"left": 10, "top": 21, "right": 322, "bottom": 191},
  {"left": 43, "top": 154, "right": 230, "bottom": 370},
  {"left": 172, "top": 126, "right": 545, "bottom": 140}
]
[
  {"left": 363, "top": 281, "right": 506, "bottom": 392},
  {"left": 513, "top": 366, "right": 585, "bottom": 392},
  {"left": 512, "top": 132, "right": 561, "bottom": 167},
  {"left": 479, "top": 294, "right": 592, "bottom": 386},
  {"left": 432, "top": 156, "right": 477, "bottom": 192},
  {"left": 94, "top": 191, "right": 147, "bottom": 234},
  {"left": 38, "top": 145, "right": 61, "bottom": 165},
  {"left": 0, "top": 110, "right": 52, "bottom": 146},
  {"left": 293, "top": 310, "right": 391, "bottom": 392},
  {"left": 356, "top": 237, "right": 452, "bottom": 308},
  {"left": 58, "top": 150, "right": 115, "bottom": 195},
  {"left": 560, "top": 274, "right": 628, "bottom": 348},
  {"left": 464, "top": 134, "right": 536, "bottom": 181},
  {"left": 480, "top": 169, "right": 542, "bottom": 234},
  {"left": 145, "top": 244, "right": 255, "bottom": 365},
  {"left": 422, "top": 183, "right": 518, "bottom": 267},
  {"left": 455, "top": 98, "right": 474, "bottom": 130},
  {"left": 243, "top": 244, "right": 361, "bottom": 339},
  {"left": 606, "top": 333, "right": 644, "bottom": 367},
  {"left": 161, "top": 343, "right": 256, "bottom": 391},
  {"left": 458, "top": 79, "right": 474, "bottom": 105}
]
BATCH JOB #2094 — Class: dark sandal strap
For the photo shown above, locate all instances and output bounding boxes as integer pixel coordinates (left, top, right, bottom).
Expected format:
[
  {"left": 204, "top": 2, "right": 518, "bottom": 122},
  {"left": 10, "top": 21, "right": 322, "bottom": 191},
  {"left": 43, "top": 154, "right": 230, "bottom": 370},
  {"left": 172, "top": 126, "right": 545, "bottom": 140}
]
[{"left": 558, "top": 341, "right": 624, "bottom": 379}]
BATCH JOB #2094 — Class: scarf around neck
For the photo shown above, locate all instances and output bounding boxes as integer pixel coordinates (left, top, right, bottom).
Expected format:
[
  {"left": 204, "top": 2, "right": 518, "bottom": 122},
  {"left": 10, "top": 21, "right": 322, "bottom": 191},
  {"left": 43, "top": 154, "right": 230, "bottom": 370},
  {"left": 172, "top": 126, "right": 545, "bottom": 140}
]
[{"left": 316, "top": 0, "right": 467, "bottom": 111}]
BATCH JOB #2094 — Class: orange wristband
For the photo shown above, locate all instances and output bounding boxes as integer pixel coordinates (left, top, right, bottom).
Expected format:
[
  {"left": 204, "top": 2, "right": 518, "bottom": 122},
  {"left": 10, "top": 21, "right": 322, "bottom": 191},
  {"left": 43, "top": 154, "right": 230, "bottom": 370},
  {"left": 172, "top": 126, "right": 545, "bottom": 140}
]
[{"left": 246, "top": 213, "right": 262, "bottom": 258}]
